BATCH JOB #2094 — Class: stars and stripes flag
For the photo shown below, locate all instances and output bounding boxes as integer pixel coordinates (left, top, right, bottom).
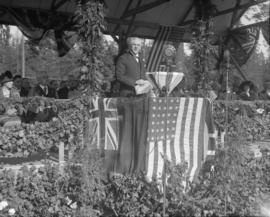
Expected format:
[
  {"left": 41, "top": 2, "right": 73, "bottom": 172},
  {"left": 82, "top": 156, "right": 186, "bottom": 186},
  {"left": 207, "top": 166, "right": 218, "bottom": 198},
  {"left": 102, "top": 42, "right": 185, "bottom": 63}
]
[
  {"left": 147, "top": 71, "right": 185, "bottom": 95},
  {"left": 145, "top": 97, "right": 215, "bottom": 183}
]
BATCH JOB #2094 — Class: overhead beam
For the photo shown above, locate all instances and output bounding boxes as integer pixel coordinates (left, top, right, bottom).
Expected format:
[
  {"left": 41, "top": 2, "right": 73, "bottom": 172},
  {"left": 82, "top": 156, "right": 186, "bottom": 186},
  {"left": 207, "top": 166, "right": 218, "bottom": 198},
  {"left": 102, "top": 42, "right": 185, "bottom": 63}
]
[
  {"left": 177, "top": 0, "right": 194, "bottom": 25},
  {"left": 113, "top": 0, "right": 133, "bottom": 34},
  {"left": 106, "top": 17, "right": 160, "bottom": 29},
  {"left": 0, "top": 4, "right": 72, "bottom": 16},
  {"left": 126, "top": 0, "right": 142, "bottom": 37},
  {"left": 122, "top": 0, "right": 171, "bottom": 19},
  {"left": 230, "top": 54, "right": 248, "bottom": 81},
  {"left": 230, "top": 0, "right": 241, "bottom": 28},
  {"left": 230, "top": 0, "right": 254, "bottom": 27},
  {"left": 50, "top": 0, "right": 58, "bottom": 10},
  {"left": 178, "top": 0, "right": 269, "bottom": 26},
  {"left": 232, "top": 19, "right": 268, "bottom": 30},
  {"left": 53, "top": 0, "right": 69, "bottom": 11}
]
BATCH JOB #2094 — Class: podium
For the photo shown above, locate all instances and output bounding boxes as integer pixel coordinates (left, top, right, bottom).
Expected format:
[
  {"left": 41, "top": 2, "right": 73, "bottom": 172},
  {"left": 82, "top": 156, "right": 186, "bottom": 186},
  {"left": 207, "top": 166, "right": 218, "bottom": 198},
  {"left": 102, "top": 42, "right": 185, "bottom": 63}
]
[
  {"left": 146, "top": 71, "right": 184, "bottom": 95},
  {"left": 87, "top": 96, "right": 215, "bottom": 182}
]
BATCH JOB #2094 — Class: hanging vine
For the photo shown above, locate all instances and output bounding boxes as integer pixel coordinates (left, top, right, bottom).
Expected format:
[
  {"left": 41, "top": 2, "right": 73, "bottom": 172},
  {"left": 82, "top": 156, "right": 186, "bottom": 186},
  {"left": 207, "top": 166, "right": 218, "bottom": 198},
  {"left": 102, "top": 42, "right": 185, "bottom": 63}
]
[
  {"left": 191, "top": 0, "right": 217, "bottom": 95},
  {"left": 75, "top": 0, "right": 107, "bottom": 96}
]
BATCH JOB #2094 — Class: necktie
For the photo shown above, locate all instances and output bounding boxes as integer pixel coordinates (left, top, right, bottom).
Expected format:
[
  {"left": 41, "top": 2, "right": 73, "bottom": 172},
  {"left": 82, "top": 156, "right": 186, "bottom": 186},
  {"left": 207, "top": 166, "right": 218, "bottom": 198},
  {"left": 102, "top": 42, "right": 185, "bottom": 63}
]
[{"left": 135, "top": 55, "right": 139, "bottom": 62}]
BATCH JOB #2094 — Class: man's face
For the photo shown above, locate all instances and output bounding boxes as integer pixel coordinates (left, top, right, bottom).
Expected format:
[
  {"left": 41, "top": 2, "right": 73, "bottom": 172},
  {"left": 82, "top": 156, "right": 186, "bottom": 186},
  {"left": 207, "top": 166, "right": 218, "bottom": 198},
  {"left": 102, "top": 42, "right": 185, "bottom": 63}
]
[
  {"left": 128, "top": 38, "right": 141, "bottom": 55},
  {"left": 38, "top": 75, "right": 48, "bottom": 86},
  {"left": 14, "top": 78, "right": 22, "bottom": 88}
]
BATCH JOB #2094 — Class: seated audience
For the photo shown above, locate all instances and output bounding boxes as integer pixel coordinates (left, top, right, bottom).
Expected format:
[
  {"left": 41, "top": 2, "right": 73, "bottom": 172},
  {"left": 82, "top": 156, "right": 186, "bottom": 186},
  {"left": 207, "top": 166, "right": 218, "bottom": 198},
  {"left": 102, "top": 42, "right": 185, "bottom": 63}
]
[
  {"left": 13, "top": 74, "right": 22, "bottom": 93},
  {"left": 0, "top": 70, "right": 13, "bottom": 82},
  {"left": 0, "top": 74, "right": 20, "bottom": 98},
  {"left": 20, "top": 78, "right": 31, "bottom": 97},
  {"left": 259, "top": 82, "right": 270, "bottom": 100},
  {"left": 48, "top": 80, "right": 59, "bottom": 98},
  {"left": 0, "top": 106, "right": 21, "bottom": 127},
  {"left": 238, "top": 81, "right": 258, "bottom": 101},
  {"left": 21, "top": 100, "right": 58, "bottom": 123},
  {"left": 67, "top": 76, "right": 80, "bottom": 98},
  {"left": 58, "top": 80, "right": 69, "bottom": 99},
  {"left": 30, "top": 73, "right": 50, "bottom": 97}
]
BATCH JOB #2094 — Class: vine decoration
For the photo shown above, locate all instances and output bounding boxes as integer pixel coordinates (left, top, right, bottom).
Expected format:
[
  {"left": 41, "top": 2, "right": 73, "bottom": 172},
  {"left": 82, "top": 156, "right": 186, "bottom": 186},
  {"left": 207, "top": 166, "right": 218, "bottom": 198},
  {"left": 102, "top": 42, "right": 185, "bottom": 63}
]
[
  {"left": 191, "top": 0, "right": 217, "bottom": 95},
  {"left": 75, "top": 0, "right": 107, "bottom": 96}
]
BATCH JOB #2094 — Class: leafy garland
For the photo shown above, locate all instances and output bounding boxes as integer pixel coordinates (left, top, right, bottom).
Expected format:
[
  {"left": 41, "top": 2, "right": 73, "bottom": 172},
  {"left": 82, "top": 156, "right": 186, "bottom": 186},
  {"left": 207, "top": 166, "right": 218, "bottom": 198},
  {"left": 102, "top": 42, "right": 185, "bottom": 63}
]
[
  {"left": 75, "top": 0, "right": 107, "bottom": 96},
  {"left": 191, "top": 0, "right": 217, "bottom": 95}
]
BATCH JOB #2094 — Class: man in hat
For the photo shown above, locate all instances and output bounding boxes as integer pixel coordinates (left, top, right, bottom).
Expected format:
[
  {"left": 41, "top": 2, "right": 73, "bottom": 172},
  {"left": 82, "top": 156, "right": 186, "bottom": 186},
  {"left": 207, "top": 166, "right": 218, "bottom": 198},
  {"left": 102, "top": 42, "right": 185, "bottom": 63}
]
[
  {"left": 115, "top": 37, "right": 152, "bottom": 97},
  {"left": 259, "top": 82, "right": 270, "bottom": 100},
  {"left": 238, "top": 80, "right": 258, "bottom": 101},
  {"left": 30, "top": 72, "right": 50, "bottom": 97},
  {"left": 0, "top": 74, "right": 20, "bottom": 98}
]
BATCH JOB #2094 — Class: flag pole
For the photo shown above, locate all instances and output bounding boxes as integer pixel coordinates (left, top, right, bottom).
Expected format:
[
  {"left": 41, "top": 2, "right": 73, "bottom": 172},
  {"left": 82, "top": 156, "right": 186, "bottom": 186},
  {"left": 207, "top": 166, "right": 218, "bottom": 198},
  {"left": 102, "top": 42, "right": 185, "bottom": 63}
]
[
  {"left": 162, "top": 68, "right": 171, "bottom": 217},
  {"left": 162, "top": 84, "right": 168, "bottom": 217},
  {"left": 21, "top": 35, "right": 25, "bottom": 78},
  {"left": 224, "top": 49, "right": 230, "bottom": 217}
]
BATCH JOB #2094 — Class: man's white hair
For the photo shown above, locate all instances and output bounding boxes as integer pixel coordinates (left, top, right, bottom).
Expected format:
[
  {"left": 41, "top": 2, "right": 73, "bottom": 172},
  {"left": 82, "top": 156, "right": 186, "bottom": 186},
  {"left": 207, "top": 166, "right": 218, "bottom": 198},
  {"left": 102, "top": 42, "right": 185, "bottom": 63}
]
[{"left": 126, "top": 37, "right": 141, "bottom": 45}]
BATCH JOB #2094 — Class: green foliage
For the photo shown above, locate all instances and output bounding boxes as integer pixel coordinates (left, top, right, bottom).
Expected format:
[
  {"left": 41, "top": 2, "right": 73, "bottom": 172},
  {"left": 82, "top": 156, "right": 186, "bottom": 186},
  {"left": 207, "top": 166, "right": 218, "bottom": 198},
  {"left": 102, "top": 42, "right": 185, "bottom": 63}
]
[
  {"left": 1, "top": 98, "right": 270, "bottom": 216},
  {"left": 0, "top": 97, "right": 84, "bottom": 157},
  {"left": 213, "top": 101, "right": 270, "bottom": 141},
  {"left": 190, "top": 141, "right": 270, "bottom": 217},
  {"left": 190, "top": 1, "right": 216, "bottom": 94},
  {"left": 75, "top": 0, "right": 108, "bottom": 95},
  {"left": 1, "top": 143, "right": 269, "bottom": 217},
  {"left": 25, "top": 37, "right": 81, "bottom": 79}
]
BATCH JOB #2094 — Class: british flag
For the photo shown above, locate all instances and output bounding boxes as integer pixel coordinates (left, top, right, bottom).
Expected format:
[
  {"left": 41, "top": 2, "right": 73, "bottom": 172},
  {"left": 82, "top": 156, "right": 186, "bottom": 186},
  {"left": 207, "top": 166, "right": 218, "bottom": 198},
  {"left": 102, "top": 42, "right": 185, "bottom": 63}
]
[{"left": 87, "top": 97, "right": 119, "bottom": 150}]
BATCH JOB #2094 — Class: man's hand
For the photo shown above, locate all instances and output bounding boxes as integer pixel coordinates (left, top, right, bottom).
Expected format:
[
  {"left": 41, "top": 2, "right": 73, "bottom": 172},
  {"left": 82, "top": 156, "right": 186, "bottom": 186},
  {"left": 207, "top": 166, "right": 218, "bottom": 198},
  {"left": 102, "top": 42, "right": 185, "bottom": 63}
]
[
  {"left": 135, "top": 79, "right": 147, "bottom": 85},
  {"left": 135, "top": 79, "right": 153, "bottom": 95}
]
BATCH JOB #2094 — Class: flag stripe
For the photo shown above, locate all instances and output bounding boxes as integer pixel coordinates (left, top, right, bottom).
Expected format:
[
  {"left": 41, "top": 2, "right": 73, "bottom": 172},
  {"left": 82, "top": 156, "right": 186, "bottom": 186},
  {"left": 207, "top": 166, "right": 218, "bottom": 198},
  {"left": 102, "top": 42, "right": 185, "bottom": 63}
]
[
  {"left": 156, "top": 140, "right": 164, "bottom": 181},
  {"left": 166, "top": 139, "right": 172, "bottom": 162},
  {"left": 147, "top": 27, "right": 166, "bottom": 72},
  {"left": 146, "top": 141, "right": 155, "bottom": 181},
  {"left": 153, "top": 27, "right": 171, "bottom": 72},
  {"left": 194, "top": 99, "right": 206, "bottom": 180},
  {"left": 174, "top": 98, "right": 185, "bottom": 164},
  {"left": 180, "top": 98, "right": 189, "bottom": 163},
  {"left": 147, "top": 26, "right": 172, "bottom": 72},
  {"left": 189, "top": 98, "right": 203, "bottom": 181},
  {"left": 152, "top": 141, "right": 159, "bottom": 180},
  {"left": 186, "top": 98, "right": 197, "bottom": 181},
  {"left": 183, "top": 98, "right": 194, "bottom": 175},
  {"left": 170, "top": 139, "right": 176, "bottom": 165}
]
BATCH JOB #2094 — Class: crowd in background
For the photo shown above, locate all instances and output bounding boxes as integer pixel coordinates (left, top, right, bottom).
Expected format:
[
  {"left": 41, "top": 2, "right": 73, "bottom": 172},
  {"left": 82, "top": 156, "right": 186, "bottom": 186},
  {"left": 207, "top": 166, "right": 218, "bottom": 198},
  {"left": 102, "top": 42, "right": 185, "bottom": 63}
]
[
  {"left": 0, "top": 70, "right": 80, "bottom": 100},
  {"left": 0, "top": 70, "right": 80, "bottom": 126},
  {"left": 169, "top": 76, "right": 270, "bottom": 101}
]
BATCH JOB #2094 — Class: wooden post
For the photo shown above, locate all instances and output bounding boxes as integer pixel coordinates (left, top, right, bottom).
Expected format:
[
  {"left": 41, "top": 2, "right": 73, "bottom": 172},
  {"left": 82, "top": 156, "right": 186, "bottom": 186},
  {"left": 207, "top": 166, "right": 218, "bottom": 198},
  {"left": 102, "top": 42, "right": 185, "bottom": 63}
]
[
  {"left": 59, "top": 142, "right": 65, "bottom": 174},
  {"left": 21, "top": 36, "right": 25, "bottom": 78}
]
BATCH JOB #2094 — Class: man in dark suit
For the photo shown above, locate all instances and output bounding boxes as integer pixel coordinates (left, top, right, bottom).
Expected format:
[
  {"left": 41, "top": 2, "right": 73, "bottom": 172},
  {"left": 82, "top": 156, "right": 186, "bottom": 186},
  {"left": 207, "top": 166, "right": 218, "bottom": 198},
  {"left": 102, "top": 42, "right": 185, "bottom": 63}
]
[
  {"left": 115, "top": 37, "right": 152, "bottom": 97},
  {"left": 30, "top": 73, "right": 49, "bottom": 97}
]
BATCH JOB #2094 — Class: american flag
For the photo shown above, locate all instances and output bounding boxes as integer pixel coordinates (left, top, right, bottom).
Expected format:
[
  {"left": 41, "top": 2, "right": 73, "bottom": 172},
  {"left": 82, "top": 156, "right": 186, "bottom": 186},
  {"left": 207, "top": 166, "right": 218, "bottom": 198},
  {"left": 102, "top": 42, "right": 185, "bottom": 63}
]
[
  {"left": 147, "top": 71, "right": 184, "bottom": 95},
  {"left": 88, "top": 97, "right": 119, "bottom": 150},
  {"left": 147, "top": 26, "right": 172, "bottom": 72},
  {"left": 145, "top": 97, "right": 215, "bottom": 183}
]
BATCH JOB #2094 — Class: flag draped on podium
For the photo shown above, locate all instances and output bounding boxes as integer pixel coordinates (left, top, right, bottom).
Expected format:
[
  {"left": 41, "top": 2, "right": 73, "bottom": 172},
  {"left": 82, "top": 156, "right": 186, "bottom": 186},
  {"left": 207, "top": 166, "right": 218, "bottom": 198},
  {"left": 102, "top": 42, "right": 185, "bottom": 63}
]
[
  {"left": 86, "top": 97, "right": 215, "bottom": 182},
  {"left": 145, "top": 98, "right": 215, "bottom": 183},
  {"left": 88, "top": 97, "right": 119, "bottom": 150}
]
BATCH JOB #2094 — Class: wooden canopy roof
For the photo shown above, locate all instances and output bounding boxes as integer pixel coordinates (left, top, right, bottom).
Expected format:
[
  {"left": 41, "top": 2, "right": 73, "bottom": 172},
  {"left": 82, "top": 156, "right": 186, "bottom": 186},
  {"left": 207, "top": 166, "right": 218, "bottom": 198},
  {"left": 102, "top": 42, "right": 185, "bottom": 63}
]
[{"left": 0, "top": 0, "right": 267, "bottom": 41}]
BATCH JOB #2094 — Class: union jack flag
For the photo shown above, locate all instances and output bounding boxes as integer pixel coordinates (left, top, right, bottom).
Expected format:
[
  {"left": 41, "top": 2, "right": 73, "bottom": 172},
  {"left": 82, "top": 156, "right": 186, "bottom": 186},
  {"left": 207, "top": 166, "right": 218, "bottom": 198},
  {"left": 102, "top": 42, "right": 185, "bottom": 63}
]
[{"left": 87, "top": 98, "right": 119, "bottom": 150}]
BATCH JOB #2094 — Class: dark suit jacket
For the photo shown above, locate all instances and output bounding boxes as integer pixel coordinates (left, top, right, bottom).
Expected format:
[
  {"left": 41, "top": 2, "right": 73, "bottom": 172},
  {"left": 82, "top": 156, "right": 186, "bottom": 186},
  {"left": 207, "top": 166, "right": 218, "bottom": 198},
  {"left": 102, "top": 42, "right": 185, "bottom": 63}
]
[
  {"left": 30, "top": 85, "right": 49, "bottom": 97},
  {"left": 115, "top": 51, "right": 146, "bottom": 97}
]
